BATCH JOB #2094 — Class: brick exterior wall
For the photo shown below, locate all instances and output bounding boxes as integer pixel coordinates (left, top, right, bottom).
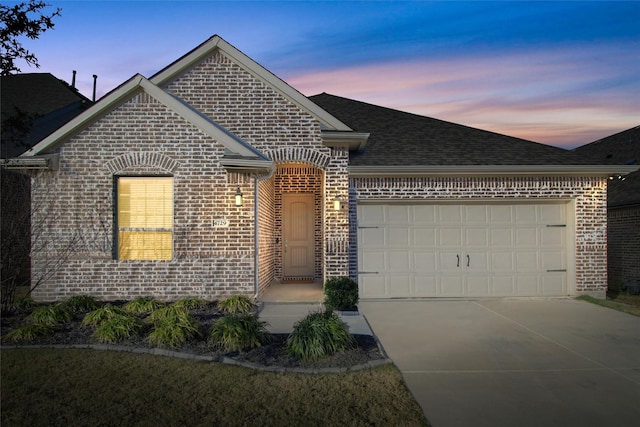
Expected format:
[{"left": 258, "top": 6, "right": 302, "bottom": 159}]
[
  {"left": 607, "top": 205, "right": 640, "bottom": 291},
  {"left": 29, "top": 50, "right": 351, "bottom": 302},
  {"left": 349, "top": 176, "right": 609, "bottom": 297}
]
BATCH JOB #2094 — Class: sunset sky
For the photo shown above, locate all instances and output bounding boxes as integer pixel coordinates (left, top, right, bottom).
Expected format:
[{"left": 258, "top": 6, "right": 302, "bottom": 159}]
[{"left": 13, "top": 0, "right": 640, "bottom": 149}]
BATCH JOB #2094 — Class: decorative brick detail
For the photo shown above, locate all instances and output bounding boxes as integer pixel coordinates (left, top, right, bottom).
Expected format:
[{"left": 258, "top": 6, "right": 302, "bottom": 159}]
[
  {"left": 266, "top": 148, "right": 331, "bottom": 168},
  {"left": 349, "top": 176, "right": 609, "bottom": 296},
  {"left": 105, "top": 152, "right": 180, "bottom": 174}
]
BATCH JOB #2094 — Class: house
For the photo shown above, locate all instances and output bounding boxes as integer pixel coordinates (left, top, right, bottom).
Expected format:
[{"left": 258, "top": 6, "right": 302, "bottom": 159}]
[
  {"left": 574, "top": 126, "right": 640, "bottom": 293},
  {"left": 5, "top": 35, "right": 636, "bottom": 302},
  {"left": 1, "top": 73, "right": 92, "bottom": 296}
]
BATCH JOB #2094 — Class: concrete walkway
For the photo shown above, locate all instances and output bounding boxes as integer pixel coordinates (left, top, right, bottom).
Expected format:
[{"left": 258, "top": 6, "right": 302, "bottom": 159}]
[
  {"left": 359, "top": 298, "right": 640, "bottom": 427},
  {"left": 258, "top": 302, "right": 373, "bottom": 336}
]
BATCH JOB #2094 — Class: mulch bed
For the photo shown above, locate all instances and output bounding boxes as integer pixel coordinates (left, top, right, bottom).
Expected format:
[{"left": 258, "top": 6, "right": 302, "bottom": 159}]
[{"left": 0, "top": 302, "right": 385, "bottom": 370}]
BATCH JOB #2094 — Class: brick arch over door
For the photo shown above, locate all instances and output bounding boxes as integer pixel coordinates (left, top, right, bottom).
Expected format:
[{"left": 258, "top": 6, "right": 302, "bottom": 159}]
[
  {"left": 265, "top": 147, "right": 331, "bottom": 169},
  {"left": 274, "top": 163, "right": 324, "bottom": 281}
]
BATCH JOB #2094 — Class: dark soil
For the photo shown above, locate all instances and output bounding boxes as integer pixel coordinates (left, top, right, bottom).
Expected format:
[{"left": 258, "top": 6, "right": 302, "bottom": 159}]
[{"left": 0, "top": 302, "right": 385, "bottom": 370}]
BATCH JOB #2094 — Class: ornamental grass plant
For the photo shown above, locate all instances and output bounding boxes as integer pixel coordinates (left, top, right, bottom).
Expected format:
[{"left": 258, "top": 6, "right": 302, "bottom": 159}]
[
  {"left": 218, "top": 295, "right": 255, "bottom": 314},
  {"left": 286, "top": 310, "right": 356, "bottom": 361},
  {"left": 209, "top": 314, "right": 271, "bottom": 352}
]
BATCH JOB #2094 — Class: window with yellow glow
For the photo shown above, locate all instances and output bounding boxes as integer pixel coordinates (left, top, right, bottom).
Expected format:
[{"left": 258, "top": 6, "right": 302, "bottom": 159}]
[{"left": 117, "top": 177, "right": 173, "bottom": 260}]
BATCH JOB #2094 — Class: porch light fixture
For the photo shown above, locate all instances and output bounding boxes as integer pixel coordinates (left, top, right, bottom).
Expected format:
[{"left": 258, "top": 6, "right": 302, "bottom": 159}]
[
  {"left": 235, "top": 187, "right": 243, "bottom": 206},
  {"left": 333, "top": 196, "right": 341, "bottom": 211}
]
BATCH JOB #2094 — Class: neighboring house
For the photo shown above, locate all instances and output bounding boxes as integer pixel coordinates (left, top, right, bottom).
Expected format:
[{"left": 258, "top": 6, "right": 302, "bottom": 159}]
[
  {"left": 4, "top": 35, "right": 636, "bottom": 302},
  {"left": 1, "top": 73, "right": 92, "bottom": 293},
  {"left": 574, "top": 126, "right": 640, "bottom": 293}
]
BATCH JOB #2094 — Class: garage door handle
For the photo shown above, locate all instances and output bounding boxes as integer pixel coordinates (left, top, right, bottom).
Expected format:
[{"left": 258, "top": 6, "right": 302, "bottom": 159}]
[
  {"left": 359, "top": 271, "right": 379, "bottom": 274},
  {"left": 467, "top": 254, "right": 470, "bottom": 267},
  {"left": 547, "top": 269, "right": 566, "bottom": 272},
  {"left": 456, "top": 254, "right": 460, "bottom": 267}
]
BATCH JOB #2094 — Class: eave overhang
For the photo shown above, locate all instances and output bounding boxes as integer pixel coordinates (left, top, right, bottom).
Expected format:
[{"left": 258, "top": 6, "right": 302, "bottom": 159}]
[
  {"left": 349, "top": 165, "right": 640, "bottom": 178},
  {"left": 219, "top": 156, "right": 275, "bottom": 175},
  {"left": 321, "top": 131, "right": 369, "bottom": 151},
  {"left": 0, "top": 153, "right": 59, "bottom": 170}
]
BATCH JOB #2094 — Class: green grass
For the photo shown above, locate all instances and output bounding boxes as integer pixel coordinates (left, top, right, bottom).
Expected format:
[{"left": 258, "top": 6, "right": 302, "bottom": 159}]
[
  {"left": 172, "top": 297, "right": 207, "bottom": 311},
  {"left": 1, "top": 349, "right": 429, "bottom": 426},
  {"left": 82, "top": 305, "right": 129, "bottom": 326},
  {"left": 577, "top": 295, "right": 640, "bottom": 317},
  {"left": 92, "top": 315, "right": 144, "bottom": 344},
  {"left": 59, "top": 295, "right": 101, "bottom": 315}
]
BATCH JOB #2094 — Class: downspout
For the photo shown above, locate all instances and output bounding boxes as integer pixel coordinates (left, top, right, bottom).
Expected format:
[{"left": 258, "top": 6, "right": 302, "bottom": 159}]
[{"left": 254, "top": 168, "right": 275, "bottom": 301}]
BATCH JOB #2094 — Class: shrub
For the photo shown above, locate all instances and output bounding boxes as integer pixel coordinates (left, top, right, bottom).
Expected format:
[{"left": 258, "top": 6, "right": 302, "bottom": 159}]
[
  {"left": 209, "top": 314, "right": 271, "bottom": 352},
  {"left": 172, "top": 298, "right": 207, "bottom": 311},
  {"left": 324, "top": 277, "right": 359, "bottom": 311},
  {"left": 218, "top": 295, "right": 255, "bottom": 314},
  {"left": 3, "top": 324, "right": 54, "bottom": 342},
  {"left": 92, "top": 315, "right": 143, "bottom": 344},
  {"left": 82, "top": 305, "right": 129, "bottom": 327},
  {"left": 286, "top": 310, "right": 356, "bottom": 361},
  {"left": 27, "top": 305, "right": 73, "bottom": 326},
  {"left": 123, "top": 297, "right": 165, "bottom": 315},
  {"left": 146, "top": 305, "right": 187, "bottom": 324},
  {"left": 59, "top": 295, "right": 100, "bottom": 315},
  {"left": 147, "top": 310, "right": 200, "bottom": 349}
]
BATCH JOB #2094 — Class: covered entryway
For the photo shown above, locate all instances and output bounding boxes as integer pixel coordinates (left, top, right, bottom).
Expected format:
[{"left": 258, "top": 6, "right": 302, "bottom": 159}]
[
  {"left": 274, "top": 163, "right": 324, "bottom": 282},
  {"left": 358, "top": 202, "right": 571, "bottom": 298}
]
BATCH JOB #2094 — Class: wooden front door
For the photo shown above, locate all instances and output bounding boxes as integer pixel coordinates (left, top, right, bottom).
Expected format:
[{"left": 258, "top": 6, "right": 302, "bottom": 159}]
[{"left": 282, "top": 193, "right": 315, "bottom": 279}]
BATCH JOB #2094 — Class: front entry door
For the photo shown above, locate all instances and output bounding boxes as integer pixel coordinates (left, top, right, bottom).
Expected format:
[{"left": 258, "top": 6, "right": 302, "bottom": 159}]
[{"left": 282, "top": 193, "right": 315, "bottom": 279}]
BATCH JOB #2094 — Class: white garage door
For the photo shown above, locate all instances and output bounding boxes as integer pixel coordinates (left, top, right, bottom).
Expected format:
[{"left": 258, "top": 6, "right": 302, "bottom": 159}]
[{"left": 357, "top": 203, "right": 568, "bottom": 298}]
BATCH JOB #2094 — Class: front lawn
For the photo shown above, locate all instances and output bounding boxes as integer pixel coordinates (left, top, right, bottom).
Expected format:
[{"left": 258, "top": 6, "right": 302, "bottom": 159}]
[
  {"left": 1, "top": 348, "right": 429, "bottom": 426},
  {"left": 577, "top": 294, "right": 640, "bottom": 317}
]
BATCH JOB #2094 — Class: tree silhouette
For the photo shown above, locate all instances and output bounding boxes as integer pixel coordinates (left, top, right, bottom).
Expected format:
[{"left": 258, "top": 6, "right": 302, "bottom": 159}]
[{"left": 0, "top": 0, "right": 61, "bottom": 75}]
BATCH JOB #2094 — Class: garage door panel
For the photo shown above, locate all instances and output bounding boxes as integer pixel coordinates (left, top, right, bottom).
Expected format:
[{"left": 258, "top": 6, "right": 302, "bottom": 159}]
[
  {"left": 439, "top": 206, "right": 463, "bottom": 224},
  {"left": 441, "top": 275, "right": 465, "bottom": 296},
  {"left": 467, "top": 276, "right": 490, "bottom": 296},
  {"left": 360, "top": 275, "right": 387, "bottom": 298},
  {"left": 491, "top": 228, "right": 513, "bottom": 246},
  {"left": 359, "top": 205, "right": 384, "bottom": 224},
  {"left": 388, "top": 227, "right": 410, "bottom": 246},
  {"left": 413, "top": 228, "right": 436, "bottom": 246},
  {"left": 490, "top": 205, "right": 513, "bottom": 223},
  {"left": 465, "top": 228, "right": 488, "bottom": 247},
  {"left": 413, "top": 205, "right": 437, "bottom": 224},
  {"left": 541, "top": 227, "right": 565, "bottom": 246},
  {"left": 415, "top": 275, "right": 437, "bottom": 296},
  {"left": 539, "top": 204, "right": 565, "bottom": 223},
  {"left": 361, "top": 250, "right": 385, "bottom": 271},
  {"left": 439, "top": 228, "right": 463, "bottom": 246},
  {"left": 388, "top": 251, "right": 411, "bottom": 271},
  {"left": 360, "top": 227, "right": 385, "bottom": 246},
  {"left": 358, "top": 203, "right": 569, "bottom": 298},
  {"left": 516, "top": 228, "right": 537, "bottom": 246},
  {"left": 414, "top": 252, "right": 437, "bottom": 272}
]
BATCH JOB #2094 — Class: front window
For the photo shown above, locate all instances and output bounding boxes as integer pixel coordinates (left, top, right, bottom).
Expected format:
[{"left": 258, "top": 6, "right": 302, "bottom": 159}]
[{"left": 117, "top": 177, "right": 173, "bottom": 260}]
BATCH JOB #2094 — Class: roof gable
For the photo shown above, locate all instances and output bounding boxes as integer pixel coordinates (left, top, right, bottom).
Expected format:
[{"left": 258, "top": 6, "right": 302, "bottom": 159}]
[
  {"left": 150, "top": 35, "right": 352, "bottom": 132},
  {"left": 22, "top": 75, "right": 270, "bottom": 168}
]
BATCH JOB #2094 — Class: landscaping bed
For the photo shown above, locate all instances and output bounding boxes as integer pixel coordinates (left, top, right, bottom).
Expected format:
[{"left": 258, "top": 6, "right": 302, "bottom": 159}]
[{"left": 0, "top": 300, "right": 385, "bottom": 370}]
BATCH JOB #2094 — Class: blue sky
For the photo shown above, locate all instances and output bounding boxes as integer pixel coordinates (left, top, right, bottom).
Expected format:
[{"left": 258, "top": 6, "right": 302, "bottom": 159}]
[{"left": 14, "top": 0, "right": 640, "bottom": 148}]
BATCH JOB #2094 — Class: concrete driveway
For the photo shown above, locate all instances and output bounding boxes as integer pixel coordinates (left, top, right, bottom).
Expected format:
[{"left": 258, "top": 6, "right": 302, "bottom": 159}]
[{"left": 360, "top": 299, "right": 640, "bottom": 427}]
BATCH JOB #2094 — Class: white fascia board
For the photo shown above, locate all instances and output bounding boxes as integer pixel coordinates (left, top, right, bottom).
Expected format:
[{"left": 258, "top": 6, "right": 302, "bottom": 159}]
[
  {"left": 349, "top": 165, "right": 640, "bottom": 177},
  {"left": 321, "top": 131, "right": 370, "bottom": 151},
  {"left": 22, "top": 75, "right": 148, "bottom": 156},
  {"left": 138, "top": 79, "right": 268, "bottom": 160},
  {"left": 150, "top": 35, "right": 352, "bottom": 132}
]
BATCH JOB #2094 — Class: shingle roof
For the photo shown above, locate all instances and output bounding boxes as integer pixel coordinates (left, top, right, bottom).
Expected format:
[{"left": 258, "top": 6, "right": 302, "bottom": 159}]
[
  {"left": 309, "top": 93, "right": 597, "bottom": 167},
  {"left": 574, "top": 126, "right": 640, "bottom": 207},
  {"left": 1, "top": 73, "right": 89, "bottom": 116},
  {"left": 1, "top": 73, "right": 92, "bottom": 158}
]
